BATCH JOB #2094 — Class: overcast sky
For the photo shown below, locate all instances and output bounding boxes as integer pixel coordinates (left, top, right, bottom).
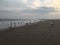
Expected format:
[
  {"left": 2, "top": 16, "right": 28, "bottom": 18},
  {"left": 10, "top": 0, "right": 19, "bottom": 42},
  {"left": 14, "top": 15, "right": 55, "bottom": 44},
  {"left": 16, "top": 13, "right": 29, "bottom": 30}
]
[
  {"left": 0, "top": 0, "right": 60, "bottom": 19},
  {"left": 0, "top": 0, "right": 60, "bottom": 11}
]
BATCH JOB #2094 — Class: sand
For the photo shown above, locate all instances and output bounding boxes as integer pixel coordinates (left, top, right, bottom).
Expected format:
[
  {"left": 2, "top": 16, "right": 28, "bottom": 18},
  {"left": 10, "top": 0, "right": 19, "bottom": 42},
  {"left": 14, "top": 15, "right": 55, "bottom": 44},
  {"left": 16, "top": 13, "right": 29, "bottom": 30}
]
[{"left": 0, "top": 19, "right": 60, "bottom": 45}]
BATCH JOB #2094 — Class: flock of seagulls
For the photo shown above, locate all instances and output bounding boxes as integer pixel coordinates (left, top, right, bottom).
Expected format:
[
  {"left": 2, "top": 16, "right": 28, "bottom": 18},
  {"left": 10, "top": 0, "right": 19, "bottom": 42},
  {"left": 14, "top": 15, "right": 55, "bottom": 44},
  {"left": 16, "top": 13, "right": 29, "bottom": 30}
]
[
  {"left": 8, "top": 20, "right": 54, "bottom": 32},
  {"left": 8, "top": 20, "right": 40, "bottom": 29},
  {"left": 8, "top": 21, "right": 21, "bottom": 29},
  {"left": 8, "top": 20, "right": 47, "bottom": 32}
]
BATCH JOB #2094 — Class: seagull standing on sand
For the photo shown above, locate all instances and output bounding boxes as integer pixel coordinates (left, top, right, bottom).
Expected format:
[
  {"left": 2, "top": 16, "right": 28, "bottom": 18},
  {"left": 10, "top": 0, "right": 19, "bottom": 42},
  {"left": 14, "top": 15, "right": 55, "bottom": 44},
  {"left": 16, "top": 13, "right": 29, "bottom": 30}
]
[
  {"left": 50, "top": 21, "right": 54, "bottom": 28},
  {"left": 14, "top": 22, "right": 16, "bottom": 27}
]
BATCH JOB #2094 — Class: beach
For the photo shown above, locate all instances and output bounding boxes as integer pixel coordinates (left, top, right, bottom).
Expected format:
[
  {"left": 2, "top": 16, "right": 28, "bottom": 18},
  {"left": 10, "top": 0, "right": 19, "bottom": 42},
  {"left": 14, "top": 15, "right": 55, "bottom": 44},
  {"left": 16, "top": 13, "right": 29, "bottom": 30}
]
[{"left": 0, "top": 19, "right": 60, "bottom": 45}]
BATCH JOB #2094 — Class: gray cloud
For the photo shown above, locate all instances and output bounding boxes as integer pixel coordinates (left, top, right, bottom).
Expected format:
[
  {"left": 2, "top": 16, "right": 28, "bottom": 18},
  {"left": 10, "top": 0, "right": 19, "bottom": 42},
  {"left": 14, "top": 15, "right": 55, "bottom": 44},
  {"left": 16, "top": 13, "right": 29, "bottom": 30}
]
[
  {"left": 0, "top": 0, "right": 57, "bottom": 19},
  {"left": 20, "top": 7, "right": 56, "bottom": 13},
  {"left": 0, "top": 0, "right": 59, "bottom": 19},
  {"left": 0, "top": 7, "right": 56, "bottom": 14},
  {"left": 0, "top": 7, "right": 57, "bottom": 19},
  {"left": 0, "top": 0, "right": 27, "bottom": 10},
  {"left": 0, "top": 0, "right": 56, "bottom": 12}
]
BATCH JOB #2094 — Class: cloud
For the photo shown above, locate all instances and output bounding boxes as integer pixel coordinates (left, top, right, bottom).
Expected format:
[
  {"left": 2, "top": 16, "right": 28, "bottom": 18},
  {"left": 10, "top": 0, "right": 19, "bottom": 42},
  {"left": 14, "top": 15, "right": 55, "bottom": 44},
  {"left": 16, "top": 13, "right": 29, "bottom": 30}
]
[
  {"left": 21, "top": 0, "right": 41, "bottom": 9},
  {"left": 50, "top": 0, "right": 60, "bottom": 10},
  {"left": 0, "top": 0, "right": 60, "bottom": 11},
  {"left": 0, "top": 0, "right": 27, "bottom": 11},
  {"left": 0, "top": 0, "right": 56, "bottom": 14},
  {"left": 22, "top": 0, "right": 60, "bottom": 10},
  {"left": 0, "top": 6, "right": 55, "bottom": 14},
  {"left": 20, "top": 7, "right": 55, "bottom": 13},
  {"left": 40, "top": 0, "right": 60, "bottom": 10},
  {"left": 0, "top": 0, "right": 60, "bottom": 19}
]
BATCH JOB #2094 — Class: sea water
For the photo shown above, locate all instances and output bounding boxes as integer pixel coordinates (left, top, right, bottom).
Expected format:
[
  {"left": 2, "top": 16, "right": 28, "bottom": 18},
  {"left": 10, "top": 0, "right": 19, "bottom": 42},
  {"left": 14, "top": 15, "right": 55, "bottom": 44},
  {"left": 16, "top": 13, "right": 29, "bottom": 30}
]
[{"left": 0, "top": 20, "right": 38, "bottom": 30}]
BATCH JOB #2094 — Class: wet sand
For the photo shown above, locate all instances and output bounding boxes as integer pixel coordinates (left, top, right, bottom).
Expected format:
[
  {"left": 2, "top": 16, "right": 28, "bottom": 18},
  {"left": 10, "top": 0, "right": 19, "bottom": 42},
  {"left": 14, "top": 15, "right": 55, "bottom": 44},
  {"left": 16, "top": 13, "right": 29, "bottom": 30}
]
[{"left": 0, "top": 20, "right": 60, "bottom": 45}]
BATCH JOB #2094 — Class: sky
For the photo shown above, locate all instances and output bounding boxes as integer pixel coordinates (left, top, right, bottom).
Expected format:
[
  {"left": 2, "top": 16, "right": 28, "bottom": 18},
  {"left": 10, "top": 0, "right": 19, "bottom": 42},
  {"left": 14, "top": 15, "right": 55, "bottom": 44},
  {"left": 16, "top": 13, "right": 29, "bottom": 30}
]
[{"left": 0, "top": 0, "right": 60, "bottom": 19}]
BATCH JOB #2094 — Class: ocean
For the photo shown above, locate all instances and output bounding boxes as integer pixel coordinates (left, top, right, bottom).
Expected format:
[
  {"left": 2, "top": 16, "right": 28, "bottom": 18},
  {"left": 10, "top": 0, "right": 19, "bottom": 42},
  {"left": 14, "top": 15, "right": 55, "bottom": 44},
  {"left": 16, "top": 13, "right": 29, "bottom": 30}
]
[{"left": 0, "top": 19, "right": 40, "bottom": 30}]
